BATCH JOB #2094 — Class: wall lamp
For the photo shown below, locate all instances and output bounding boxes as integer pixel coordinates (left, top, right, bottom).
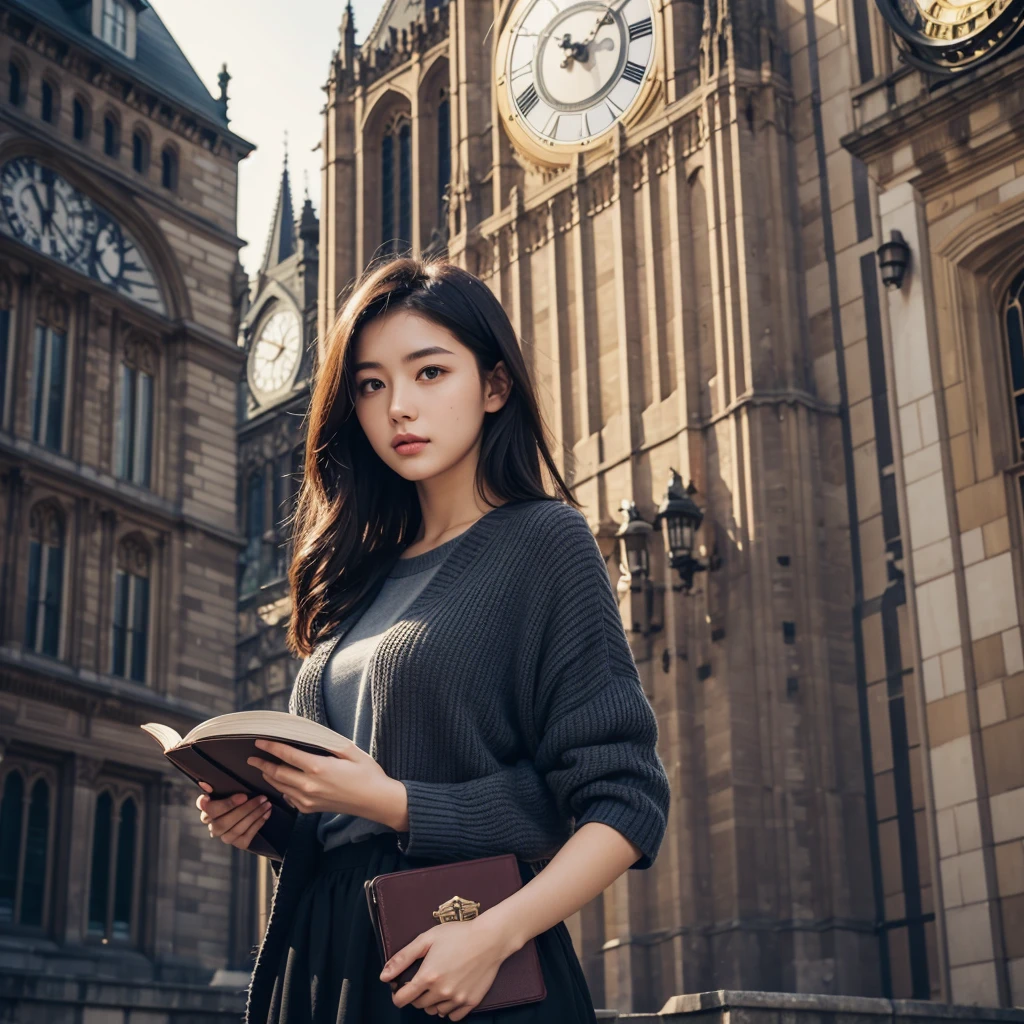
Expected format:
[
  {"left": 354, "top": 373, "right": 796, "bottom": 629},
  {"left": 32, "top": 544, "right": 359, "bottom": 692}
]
[
  {"left": 877, "top": 229, "right": 911, "bottom": 290},
  {"left": 615, "top": 469, "right": 720, "bottom": 636}
]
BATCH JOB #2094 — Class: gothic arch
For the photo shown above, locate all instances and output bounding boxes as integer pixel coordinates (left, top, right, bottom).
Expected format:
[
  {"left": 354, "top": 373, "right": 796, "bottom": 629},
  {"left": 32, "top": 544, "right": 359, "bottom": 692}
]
[
  {"left": 361, "top": 89, "right": 414, "bottom": 264},
  {"left": 417, "top": 56, "right": 451, "bottom": 250},
  {"left": 0, "top": 140, "right": 192, "bottom": 321}
]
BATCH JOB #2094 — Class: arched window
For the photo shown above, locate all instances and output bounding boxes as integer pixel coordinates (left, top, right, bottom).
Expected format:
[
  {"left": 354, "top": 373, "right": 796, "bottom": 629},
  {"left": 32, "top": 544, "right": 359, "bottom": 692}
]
[
  {"left": 115, "top": 341, "right": 154, "bottom": 488},
  {"left": 381, "top": 113, "right": 412, "bottom": 254},
  {"left": 88, "top": 790, "right": 140, "bottom": 942},
  {"left": 131, "top": 129, "right": 149, "bottom": 175},
  {"left": 0, "top": 769, "right": 52, "bottom": 928},
  {"left": 25, "top": 503, "right": 64, "bottom": 658},
  {"left": 161, "top": 146, "right": 178, "bottom": 190},
  {"left": 7, "top": 60, "right": 23, "bottom": 107},
  {"left": 1005, "top": 267, "right": 1024, "bottom": 458},
  {"left": 73, "top": 97, "right": 89, "bottom": 142},
  {"left": 103, "top": 113, "right": 119, "bottom": 158},
  {"left": 111, "top": 535, "right": 150, "bottom": 684},
  {"left": 437, "top": 86, "right": 451, "bottom": 229},
  {"left": 31, "top": 314, "right": 67, "bottom": 452},
  {"left": 40, "top": 80, "right": 54, "bottom": 123}
]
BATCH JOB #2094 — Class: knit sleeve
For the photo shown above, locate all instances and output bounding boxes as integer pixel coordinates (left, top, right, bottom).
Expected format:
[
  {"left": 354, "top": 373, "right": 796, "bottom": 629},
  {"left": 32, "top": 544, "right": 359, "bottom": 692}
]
[
  {"left": 395, "top": 759, "right": 570, "bottom": 862},
  {"left": 528, "top": 507, "right": 671, "bottom": 870},
  {"left": 396, "top": 506, "right": 670, "bottom": 870}
]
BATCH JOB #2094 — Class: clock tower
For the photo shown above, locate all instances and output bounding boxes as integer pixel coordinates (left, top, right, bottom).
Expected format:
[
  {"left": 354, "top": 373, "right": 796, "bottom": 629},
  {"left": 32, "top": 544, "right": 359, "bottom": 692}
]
[{"left": 236, "top": 151, "right": 317, "bottom": 711}]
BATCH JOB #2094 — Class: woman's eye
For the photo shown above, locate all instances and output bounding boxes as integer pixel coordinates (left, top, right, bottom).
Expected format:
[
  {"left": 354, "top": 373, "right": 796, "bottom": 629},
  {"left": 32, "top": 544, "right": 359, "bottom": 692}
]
[
  {"left": 420, "top": 366, "right": 445, "bottom": 381},
  {"left": 358, "top": 378, "right": 383, "bottom": 394}
]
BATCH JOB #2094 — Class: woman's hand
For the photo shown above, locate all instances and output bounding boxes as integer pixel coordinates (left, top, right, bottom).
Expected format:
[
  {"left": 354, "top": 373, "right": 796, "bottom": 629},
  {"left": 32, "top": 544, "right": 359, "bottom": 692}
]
[
  {"left": 195, "top": 781, "right": 272, "bottom": 850},
  {"left": 246, "top": 738, "right": 406, "bottom": 828},
  {"left": 381, "top": 915, "right": 518, "bottom": 1020}
]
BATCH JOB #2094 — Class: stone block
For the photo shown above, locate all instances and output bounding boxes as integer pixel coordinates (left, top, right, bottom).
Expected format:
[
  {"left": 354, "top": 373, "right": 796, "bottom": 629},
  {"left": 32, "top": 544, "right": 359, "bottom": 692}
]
[
  {"left": 965, "top": 553, "right": 1018, "bottom": 641},
  {"left": 995, "top": 839, "right": 1024, "bottom": 897},
  {"left": 930, "top": 737, "right": 977, "bottom": 810}
]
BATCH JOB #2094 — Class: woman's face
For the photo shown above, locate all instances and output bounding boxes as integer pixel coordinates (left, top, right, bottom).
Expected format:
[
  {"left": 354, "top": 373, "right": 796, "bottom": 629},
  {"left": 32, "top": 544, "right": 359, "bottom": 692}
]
[{"left": 351, "top": 309, "right": 509, "bottom": 483}]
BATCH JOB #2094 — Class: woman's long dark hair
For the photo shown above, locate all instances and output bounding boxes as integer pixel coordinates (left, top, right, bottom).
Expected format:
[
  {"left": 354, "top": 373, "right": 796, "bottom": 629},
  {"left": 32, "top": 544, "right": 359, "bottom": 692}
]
[{"left": 286, "top": 255, "right": 579, "bottom": 657}]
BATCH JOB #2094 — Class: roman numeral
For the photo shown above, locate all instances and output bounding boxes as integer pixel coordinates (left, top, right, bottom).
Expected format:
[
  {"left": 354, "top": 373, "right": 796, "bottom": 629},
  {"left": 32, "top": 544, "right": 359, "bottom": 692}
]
[
  {"left": 629, "top": 17, "right": 653, "bottom": 40},
  {"left": 516, "top": 83, "right": 539, "bottom": 116},
  {"left": 622, "top": 61, "right": 646, "bottom": 84}
]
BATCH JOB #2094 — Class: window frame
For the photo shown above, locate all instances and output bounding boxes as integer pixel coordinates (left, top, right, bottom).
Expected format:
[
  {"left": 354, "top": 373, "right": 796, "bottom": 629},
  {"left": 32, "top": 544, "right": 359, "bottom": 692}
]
[
  {"left": 0, "top": 758, "right": 58, "bottom": 934},
  {"left": 110, "top": 535, "right": 152, "bottom": 685},
  {"left": 73, "top": 96, "right": 91, "bottom": 144},
  {"left": 24, "top": 501, "right": 66, "bottom": 660},
  {"left": 40, "top": 79, "right": 57, "bottom": 125},
  {"left": 114, "top": 361, "right": 154, "bottom": 488},
  {"left": 86, "top": 782, "right": 144, "bottom": 946},
  {"left": 31, "top": 322, "right": 68, "bottom": 453},
  {"left": 160, "top": 146, "right": 179, "bottom": 191},
  {"left": 7, "top": 58, "right": 26, "bottom": 108},
  {"left": 131, "top": 127, "right": 150, "bottom": 176},
  {"left": 103, "top": 112, "right": 120, "bottom": 159},
  {"left": 101, "top": 0, "right": 129, "bottom": 54}
]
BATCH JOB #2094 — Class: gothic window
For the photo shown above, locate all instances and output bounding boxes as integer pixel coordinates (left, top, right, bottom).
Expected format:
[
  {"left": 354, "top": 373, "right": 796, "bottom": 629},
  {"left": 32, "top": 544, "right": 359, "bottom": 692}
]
[
  {"left": 131, "top": 128, "right": 149, "bottom": 175},
  {"left": 0, "top": 763, "right": 54, "bottom": 929},
  {"left": 31, "top": 318, "right": 67, "bottom": 451},
  {"left": 247, "top": 469, "right": 265, "bottom": 545},
  {"left": 103, "top": 113, "right": 119, "bottom": 158},
  {"left": 161, "top": 146, "right": 178, "bottom": 191},
  {"left": 101, "top": 0, "right": 129, "bottom": 53},
  {"left": 438, "top": 86, "right": 451, "bottom": 229},
  {"left": 0, "top": 280, "right": 13, "bottom": 427},
  {"left": 111, "top": 535, "right": 150, "bottom": 684},
  {"left": 381, "top": 113, "right": 412, "bottom": 254},
  {"left": 88, "top": 787, "right": 141, "bottom": 943},
  {"left": 115, "top": 341, "right": 154, "bottom": 488},
  {"left": 73, "top": 97, "right": 89, "bottom": 143},
  {"left": 25, "top": 502, "right": 65, "bottom": 658},
  {"left": 1005, "top": 266, "right": 1024, "bottom": 458},
  {"left": 7, "top": 60, "right": 23, "bottom": 107},
  {"left": 40, "top": 80, "right": 55, "bottom": 124}
]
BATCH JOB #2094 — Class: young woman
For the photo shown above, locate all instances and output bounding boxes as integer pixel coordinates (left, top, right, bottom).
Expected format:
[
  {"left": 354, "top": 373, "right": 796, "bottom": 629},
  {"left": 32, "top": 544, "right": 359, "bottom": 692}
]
[{"left": 196, "top": 257, "right": 671, "bottom": 1023}]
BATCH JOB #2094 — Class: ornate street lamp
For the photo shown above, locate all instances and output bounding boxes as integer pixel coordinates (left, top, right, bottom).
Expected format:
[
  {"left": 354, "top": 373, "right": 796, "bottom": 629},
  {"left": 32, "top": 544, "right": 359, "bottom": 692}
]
[
  {"left": 654, "top": 469, "right": 709, "bottom": 594},
  {"left": 877, "top": 229, "right": 911, "bottom": 290},
  {"left": 615, "top": 500, "right": 663, "bottom": 636}
]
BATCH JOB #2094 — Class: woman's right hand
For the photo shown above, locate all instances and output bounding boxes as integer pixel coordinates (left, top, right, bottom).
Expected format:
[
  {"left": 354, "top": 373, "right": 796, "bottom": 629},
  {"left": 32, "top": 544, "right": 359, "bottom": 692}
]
[{"left": 195, "top": 780, "right": 272, "bottom": 851}]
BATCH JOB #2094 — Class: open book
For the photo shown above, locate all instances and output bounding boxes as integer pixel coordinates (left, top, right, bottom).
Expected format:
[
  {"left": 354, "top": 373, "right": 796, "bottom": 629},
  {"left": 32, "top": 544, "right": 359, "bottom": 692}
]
[{"left": 141, "top": 711, "right": 350, "bottom": 860}]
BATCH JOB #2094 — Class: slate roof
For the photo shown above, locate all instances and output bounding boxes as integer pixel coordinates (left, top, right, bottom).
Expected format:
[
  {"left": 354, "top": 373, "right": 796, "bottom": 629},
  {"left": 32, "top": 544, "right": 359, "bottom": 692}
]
[{"left": 8, "top": 0, "right": 228, "bottom": 127}]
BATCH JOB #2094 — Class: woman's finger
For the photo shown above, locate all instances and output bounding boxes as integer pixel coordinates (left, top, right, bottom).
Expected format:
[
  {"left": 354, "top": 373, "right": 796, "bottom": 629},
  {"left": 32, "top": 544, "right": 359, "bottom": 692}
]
[
  {"left": 248, "top": 757, "right": 311, "bottom": 793},
  {"left": 252, "top": 739, "right": 334, "bottom": 772},
  {"left": 218, "top": 801, "right": 271, "bottom": 843},
  {"left": 209, "top": 795, "right": 268, "bottom": 836}
]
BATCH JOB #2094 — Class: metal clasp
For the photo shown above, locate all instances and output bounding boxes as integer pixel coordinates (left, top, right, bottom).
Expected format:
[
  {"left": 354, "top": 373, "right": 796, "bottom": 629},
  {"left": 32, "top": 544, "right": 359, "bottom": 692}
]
[{"left": 432, "top": 895, "right": 481, "bottom": 923}]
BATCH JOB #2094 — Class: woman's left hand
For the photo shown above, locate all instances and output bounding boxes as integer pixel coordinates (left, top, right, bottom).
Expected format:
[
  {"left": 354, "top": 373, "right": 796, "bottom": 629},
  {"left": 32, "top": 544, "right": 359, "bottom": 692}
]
[
  {"left": 381, "top": 915, "right": 516, "bottom": 1020},
  {"left": 246, "top": 739, "right": 400, "bottom": 825}
]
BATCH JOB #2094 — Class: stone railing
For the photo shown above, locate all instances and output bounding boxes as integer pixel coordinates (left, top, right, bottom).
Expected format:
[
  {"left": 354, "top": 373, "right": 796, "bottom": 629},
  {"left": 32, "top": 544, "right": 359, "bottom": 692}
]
[{"left": 595, "top": 991, "right": 1024, "bottom": 1023}]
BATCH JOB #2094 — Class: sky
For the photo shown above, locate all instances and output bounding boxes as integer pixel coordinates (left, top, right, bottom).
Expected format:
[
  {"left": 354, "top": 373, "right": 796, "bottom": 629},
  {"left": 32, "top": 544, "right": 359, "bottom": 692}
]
[{"left": 152, "top": 0, "right": 385, "bottom": 280}]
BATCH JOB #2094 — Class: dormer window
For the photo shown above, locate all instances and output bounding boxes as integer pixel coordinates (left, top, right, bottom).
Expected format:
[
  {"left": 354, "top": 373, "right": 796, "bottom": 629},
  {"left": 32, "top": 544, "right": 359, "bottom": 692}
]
[
  {"left": 102, "top": 0, "right": 128, "bottom": 52},
  {"left": 92, "top": 0, "right": 139, "bottom": 59}
]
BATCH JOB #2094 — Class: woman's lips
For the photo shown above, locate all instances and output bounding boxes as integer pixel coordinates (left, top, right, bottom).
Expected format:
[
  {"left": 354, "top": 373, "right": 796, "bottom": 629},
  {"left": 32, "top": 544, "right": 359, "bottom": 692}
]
[{"left": 394, "top": 440, "right": 429, "bottom": 455}]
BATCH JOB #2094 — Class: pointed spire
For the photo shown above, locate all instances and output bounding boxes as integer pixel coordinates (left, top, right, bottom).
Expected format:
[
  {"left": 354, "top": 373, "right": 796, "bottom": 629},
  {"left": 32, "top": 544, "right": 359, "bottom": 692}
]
[
  {"left": 299, "top": 171, "right": 319, "bottom": 249},
  {"left": 260, "top": 137, "right": 297, "bottom": 274},
  {"left": 340, "top": 1, "right": 357, "bottom": 69}
]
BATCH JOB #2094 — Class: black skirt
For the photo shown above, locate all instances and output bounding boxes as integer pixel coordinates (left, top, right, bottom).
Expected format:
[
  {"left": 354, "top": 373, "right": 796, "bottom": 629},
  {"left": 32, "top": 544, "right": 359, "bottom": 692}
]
[{"left": 263, "top": 831, "right": 599, "bottom": 1024}]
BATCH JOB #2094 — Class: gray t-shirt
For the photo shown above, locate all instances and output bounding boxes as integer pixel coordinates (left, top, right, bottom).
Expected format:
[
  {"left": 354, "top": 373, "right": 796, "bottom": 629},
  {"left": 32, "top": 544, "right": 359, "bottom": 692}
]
[{"left": 316, "top": 532, "right": 463, "bottom": 851}]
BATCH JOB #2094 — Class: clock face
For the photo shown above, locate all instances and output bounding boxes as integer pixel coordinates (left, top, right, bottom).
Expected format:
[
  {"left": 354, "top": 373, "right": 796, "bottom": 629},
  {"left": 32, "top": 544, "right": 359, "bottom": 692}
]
[
  {"left": 0, "top": 157, "right": 166, "bottom": 315},
  {"left": 877, "top": 0, "right": 1024, "bottom": 73},
  {"left": 495, "top": 0, "right": 658, "bottom": 165},
  {"left": 250, "top": 309, "right": 301, "bottom": 397}
]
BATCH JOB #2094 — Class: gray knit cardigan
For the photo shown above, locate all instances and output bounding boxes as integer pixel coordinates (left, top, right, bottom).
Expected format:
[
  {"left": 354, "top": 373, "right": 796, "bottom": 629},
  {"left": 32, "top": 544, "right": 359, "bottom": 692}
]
[{"left": 244, "top": 497, "right": 671, "bottom": 1023}]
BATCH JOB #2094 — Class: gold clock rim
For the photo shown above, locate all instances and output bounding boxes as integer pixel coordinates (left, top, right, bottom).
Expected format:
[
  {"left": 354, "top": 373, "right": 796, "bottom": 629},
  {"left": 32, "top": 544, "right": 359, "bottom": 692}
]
[{"left": 493, "top": 0, "right": 663, "bottom": 170}]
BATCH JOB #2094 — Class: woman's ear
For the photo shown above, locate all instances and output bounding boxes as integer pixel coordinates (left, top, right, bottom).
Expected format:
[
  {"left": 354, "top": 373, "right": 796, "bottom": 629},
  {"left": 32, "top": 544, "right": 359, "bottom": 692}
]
[{"left": 484, "top": 361, "right": 512, "bottom": 412}]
